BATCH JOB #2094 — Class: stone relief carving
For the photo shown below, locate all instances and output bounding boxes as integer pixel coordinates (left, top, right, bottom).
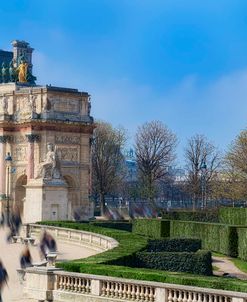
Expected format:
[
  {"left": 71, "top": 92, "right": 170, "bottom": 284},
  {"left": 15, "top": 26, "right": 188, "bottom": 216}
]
[
  {"left": 57, "top": 146, "right": 79, "bottom": 162},
  {"left": 14, "top": 96, "right": 33, "bottom": 119},
  {"left": 13, "top": 145, "right": 27, "bottom": 161},
  {"left": 0, "top": 95, "right": 9, "bottom": 114},
  {"left": 29, "top": 94, "right": 37, "bottom": 113},
  {"left": 36, "top": 142, "right": 62, "bottom": 180},
  {"left": 52, "top": 98, "right": 79, "bottom": 113},
  {"left": 12, "top": 135, "right": 26, "bottom": 144},
  {"left": 55, "top": 135, "right": 80, "bottom": 144}
]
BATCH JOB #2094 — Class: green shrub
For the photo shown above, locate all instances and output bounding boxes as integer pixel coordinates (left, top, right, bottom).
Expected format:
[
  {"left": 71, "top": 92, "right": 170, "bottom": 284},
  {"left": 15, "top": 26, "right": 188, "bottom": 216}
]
[
  {"left": 146, "top": 238, "right": 201, "bottom": 252},
  {"left": 219, "top": 208, "right": 247, "bottom": 225},
  {"left": 170, "top": 220, "right": 238, "bottom": 257},
  {"left": 162, "top": 210, "right": 219, "bottom": 223},
  {"left": 135, "top": 250, "right": 212, "bottom": 276},
  {"left": 132, "top": 219, "right": 170, "bottom": 238},
  {"left": 237, "top": 227, "right": 247, "bottom": 261}
]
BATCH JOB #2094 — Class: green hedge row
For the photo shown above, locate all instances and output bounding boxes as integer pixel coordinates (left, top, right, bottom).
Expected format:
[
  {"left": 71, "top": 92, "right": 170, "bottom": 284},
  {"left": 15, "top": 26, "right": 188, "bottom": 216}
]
[
  {"left": 170, "top": 220, "right": 238, "bottom": 257},
  {"left": 38, "top": 221, "right": 247, "bottom": 293},
  {"left": 91, "top": 221, "right": 132, "bottom": 232},
  {"left": 162, "top": 210, "right": 219, "bottom": 223},
  {"left": 132, "top": 219, "right": 170, "bottom": 238},
  {"left": 146, "top": 238, "right": 201, "bottom": 252},
  {"left": 135, "top": 250, "right": 212, "bottom": 276},
  {"left": 219, "top": 208, "right": 247, "bottom": 226},
  {"left": 237, "top": 228, "right": 247, "bottom": 260}
]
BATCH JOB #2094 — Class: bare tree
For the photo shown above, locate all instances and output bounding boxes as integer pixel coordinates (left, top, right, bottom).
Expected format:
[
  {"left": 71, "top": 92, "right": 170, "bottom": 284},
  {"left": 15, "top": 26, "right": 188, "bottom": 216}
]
[
  {"left": 223, "top": 130, "right": 247, "bottom": 202},
  {"left": 225, "top": 130, "right": 247, "bottom": 177},
  {"left": 135, "top": 121, "right": 177, "bottom": 201},
  {"left": 92, "top": 121, "right": 127, "bottom": 216},
  {"left": 184, "top": 134, "right": 221, "bottom": 210}
]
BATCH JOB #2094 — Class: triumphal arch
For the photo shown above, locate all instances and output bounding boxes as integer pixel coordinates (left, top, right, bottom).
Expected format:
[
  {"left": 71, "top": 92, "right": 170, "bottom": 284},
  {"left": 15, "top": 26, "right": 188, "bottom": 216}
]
[{"left": 0, "top": 40, "right": 94, "bottom": 222}]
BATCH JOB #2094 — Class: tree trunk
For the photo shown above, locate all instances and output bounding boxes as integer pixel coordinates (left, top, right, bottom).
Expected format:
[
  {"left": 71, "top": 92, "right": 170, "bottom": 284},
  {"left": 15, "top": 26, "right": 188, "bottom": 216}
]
[{"left": 100, "top": 193, "right": 106, "bottom": 217}]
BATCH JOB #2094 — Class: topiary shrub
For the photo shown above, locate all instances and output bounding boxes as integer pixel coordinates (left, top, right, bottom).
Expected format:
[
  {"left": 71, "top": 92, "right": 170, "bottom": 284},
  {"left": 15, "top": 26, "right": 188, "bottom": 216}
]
[
  {"left": 132, "top": 219, "right": 170, "bottom": 238},
  {"left": 146, "top": 238, "right": 201, "bottom": 252},
  {"left": 134, "top": 250, "right": 212, "bottom": 276}
]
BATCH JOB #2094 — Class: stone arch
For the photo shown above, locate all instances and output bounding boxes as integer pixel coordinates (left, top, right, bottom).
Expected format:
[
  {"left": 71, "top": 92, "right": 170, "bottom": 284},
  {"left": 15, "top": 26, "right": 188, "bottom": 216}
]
[
  {"left": 64, "top": 175, "right": 79, "bottom": 219},
  {"left": 14, "top": 174, "right": 27, "bottom": 216}
]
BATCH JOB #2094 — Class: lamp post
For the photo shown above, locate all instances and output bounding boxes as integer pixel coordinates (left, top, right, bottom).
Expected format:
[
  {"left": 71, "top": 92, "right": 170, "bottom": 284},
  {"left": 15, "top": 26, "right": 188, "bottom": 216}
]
[
  {"left": 5, "top": 152, "right": 12, "bottom": 225},
  {"left": 200, "top": 160, "right": 207, "bottom": 209}
]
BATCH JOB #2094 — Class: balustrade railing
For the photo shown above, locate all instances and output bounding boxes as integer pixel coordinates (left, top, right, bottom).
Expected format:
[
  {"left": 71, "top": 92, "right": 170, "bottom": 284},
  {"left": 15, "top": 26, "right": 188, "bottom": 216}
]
[
  {"left": 100, "top": 280, "right": 156, "bottom": 301},
  {"left": 56, "top": 274, "right": 91, "bottom": 293},
  {"left": 167, "top": 289, "right": 232, "bottom": 302},
  {"left": 50, "top": 271, "right": 247, "bottom": 302},
  {"left": 26, "top": 223, "right": 118, "bottom": 251}
]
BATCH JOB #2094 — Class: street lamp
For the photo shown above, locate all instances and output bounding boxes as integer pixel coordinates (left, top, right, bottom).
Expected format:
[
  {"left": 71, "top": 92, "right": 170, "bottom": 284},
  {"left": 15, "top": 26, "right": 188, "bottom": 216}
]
[
  {"left": 200, "top": 160, "right": 207, "bottom": 209},
  {"left": 5, "top": 152, "right": 12, "bottom": 225}
]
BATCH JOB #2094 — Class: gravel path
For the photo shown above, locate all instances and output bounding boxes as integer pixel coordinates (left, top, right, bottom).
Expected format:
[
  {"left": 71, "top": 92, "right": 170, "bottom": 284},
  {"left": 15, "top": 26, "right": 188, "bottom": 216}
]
[
  {"left": 0, "top": 226, "right": 98, "bottom": 301},
  {"left": 213, "top": 256, "right": 247, "bottom": 280}
]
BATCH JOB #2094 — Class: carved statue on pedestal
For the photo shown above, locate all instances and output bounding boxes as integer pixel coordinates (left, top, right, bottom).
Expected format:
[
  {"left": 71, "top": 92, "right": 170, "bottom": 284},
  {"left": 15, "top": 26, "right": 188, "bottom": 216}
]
[{"left": 36, "top": 143, "right": 62, "bottom": 180}]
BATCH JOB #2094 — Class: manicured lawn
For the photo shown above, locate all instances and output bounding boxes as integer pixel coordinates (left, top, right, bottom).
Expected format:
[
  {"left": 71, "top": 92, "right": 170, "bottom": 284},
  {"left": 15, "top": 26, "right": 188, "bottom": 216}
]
[
  {"left": 212, "top": 252, "right": 226, "bottom": 258},
  {"left": 231, "top": 258, "right": 247, "bottom": 274}
]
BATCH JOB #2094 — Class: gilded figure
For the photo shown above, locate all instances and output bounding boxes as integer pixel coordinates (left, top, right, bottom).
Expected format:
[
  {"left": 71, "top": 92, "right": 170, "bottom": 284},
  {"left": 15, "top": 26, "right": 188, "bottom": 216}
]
[{"left": 17, "top": 60, "right": 28, "bottom": 83}]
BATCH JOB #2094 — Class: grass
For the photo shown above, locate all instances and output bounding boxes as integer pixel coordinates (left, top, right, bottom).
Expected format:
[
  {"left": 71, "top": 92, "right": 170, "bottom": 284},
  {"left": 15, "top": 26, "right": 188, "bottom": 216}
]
[
  {"left": 231, "top": 258, "right": 247, "bottom": 274},
  {"left": 212, "top": 265, "right": 220, "bottom": 272},
  {"left": 212, "top": 252, "right": 226, "bottom": 258}
]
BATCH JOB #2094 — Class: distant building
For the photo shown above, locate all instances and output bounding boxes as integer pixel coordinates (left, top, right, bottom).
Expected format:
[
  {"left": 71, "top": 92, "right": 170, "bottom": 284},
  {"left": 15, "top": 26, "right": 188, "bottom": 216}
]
[
  {"left": 125, "top": 148, "right": 137, "bottom": 181},
  {"left": 168, "top": 166, "right": 187, "bottom": 182}
]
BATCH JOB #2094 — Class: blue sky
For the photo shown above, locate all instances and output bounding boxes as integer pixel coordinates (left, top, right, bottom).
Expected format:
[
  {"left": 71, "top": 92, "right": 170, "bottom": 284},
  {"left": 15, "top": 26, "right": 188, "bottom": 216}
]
[{"left": 1, "top": 0, "right": 247, "bottom": 165}]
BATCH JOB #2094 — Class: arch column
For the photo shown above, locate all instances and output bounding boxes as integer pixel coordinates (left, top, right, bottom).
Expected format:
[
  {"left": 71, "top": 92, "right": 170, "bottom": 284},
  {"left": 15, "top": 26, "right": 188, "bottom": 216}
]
[
  {"left": 0, "top": 135, "right": 11, "bottom": 214},
  {"left": 0, "top": 135, "right": 10, "bottom": 197},
  {"left": 26, "top": 134, "right": 40, "bottom": 180}
]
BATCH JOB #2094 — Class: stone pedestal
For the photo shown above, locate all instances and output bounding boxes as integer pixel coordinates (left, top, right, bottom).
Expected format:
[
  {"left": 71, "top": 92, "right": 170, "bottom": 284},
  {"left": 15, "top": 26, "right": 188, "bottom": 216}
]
[{"left": 24, "top": 178, "right": 68, "bottom": 223}]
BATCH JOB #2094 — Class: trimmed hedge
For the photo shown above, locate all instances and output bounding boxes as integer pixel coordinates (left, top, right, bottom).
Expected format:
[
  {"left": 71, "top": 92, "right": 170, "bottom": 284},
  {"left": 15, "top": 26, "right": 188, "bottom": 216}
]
[
  {"left": 91, "top": 221, "right": 132, "bottom": 232},
  {"left": 146, "top": 238, "right": 201, "bottom": 252},
  {"left": 237, "top": 227, "right": 247, "bottom": 261},
  {"left": 133, "top": 219, "right": 170, "bottom": 238},
  {"left": 219, "top": 208, "right": 247, "bottom": 226},
  {"left": 38, "top": 221, "right": 247, "bottom": 293},
  {"left": 170, "top": 220, "right": 238, "bottom": 257},
  {"left": 135, "top": 250, "right": 212, "bottom": 276},
  {"left": 163, "top": 210, "right": 219, "bottom": 223}
]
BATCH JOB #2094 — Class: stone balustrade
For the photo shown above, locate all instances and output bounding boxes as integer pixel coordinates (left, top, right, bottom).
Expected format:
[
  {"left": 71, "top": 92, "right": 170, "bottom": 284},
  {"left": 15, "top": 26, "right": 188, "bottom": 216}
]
[
  {"left": 23, "top": 268, "right": 247, "bottom": 302},
  {"left": 26, "top": 223, "right": 119, "bottom": 251}
]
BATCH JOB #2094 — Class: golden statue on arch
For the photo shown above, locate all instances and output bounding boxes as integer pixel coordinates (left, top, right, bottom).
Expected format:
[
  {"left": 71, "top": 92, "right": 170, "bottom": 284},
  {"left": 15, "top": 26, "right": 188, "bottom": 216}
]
[{"left": 17, "top": 59, "right": 28, "bottom": 83}]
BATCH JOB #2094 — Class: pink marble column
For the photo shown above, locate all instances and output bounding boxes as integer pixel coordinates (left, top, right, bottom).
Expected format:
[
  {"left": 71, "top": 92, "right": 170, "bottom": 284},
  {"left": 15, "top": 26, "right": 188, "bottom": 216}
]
[
  {"left": 0, "top": 137, "right": 6, "bottom": 196},
  {"left": 26, "top": 134, "right": 39, "bottom": 180}
]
